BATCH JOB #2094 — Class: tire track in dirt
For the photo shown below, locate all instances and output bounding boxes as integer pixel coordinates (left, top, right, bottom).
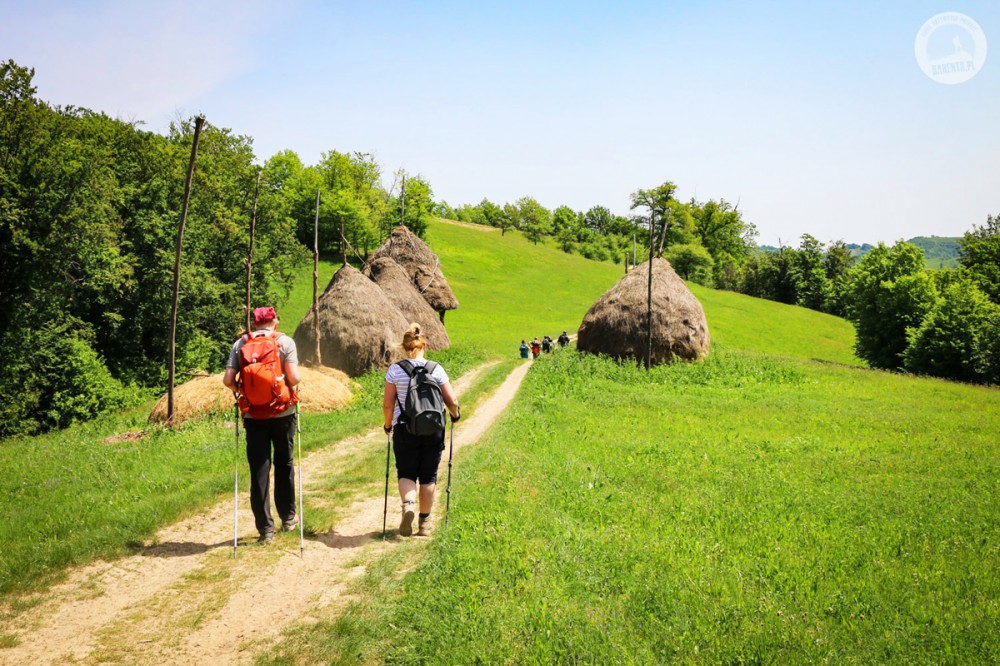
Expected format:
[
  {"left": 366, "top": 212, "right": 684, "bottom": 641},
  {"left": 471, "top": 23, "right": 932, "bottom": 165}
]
[{"left": 0, "top": 360, "right": 532, "bottom": 666}]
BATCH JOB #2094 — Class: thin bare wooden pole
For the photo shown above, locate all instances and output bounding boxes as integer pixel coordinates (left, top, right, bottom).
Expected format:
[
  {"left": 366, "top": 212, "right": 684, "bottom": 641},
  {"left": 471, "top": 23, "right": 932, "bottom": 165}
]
[
  {"left": 646, "top": 209, "right": 655, "bottom": 371},
  {"left": 245, "top": 170, "right": 262, "bottom": 332},
  {"left": 657, "top": 208, "right": 671, "bottom": 258},
  {"left": 313, "top": 189, "right": 322, "bottom": 366},
  {"left": 167, "top": 115, "right": 205, "bottom": 424}
]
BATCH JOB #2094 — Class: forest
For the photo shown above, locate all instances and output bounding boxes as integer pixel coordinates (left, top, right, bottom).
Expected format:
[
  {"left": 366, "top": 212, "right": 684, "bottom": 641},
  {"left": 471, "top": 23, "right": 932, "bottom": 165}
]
[{"left": 2, "top": 58, "right": 997, "bottom": 439}]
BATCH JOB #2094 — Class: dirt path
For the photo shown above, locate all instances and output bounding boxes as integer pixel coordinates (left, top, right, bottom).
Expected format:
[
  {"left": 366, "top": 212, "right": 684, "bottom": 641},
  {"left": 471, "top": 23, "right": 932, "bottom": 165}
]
[{"left": 0, "top": 360, "right": 531, "bottom": 666}]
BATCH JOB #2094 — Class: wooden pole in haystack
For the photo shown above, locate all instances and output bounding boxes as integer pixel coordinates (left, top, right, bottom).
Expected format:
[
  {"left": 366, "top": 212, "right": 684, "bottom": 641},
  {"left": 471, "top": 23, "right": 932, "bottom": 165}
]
[
  {"left": 313, "top": 189, "right": 322, "bottom": 366},
  {"left": 645, "top": 208, "right": 655, "bottom": 371},
  {"left": 167, "top": 114, "right": 205, "bottom": 425},
  {"left": 244, "top": 170, "right": 262, "bottom": 332}
]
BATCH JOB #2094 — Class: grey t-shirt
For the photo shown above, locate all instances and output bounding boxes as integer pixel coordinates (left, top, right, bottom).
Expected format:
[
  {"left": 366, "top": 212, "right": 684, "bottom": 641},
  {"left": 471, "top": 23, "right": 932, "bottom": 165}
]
[{"left": 228, "top": 330, "right": 298, "bottom": 419}]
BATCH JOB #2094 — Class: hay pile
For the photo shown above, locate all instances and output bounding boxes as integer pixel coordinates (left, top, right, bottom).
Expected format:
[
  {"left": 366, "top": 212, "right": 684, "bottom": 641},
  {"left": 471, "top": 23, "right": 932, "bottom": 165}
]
[
  {"left": 366, "top": 256, "right": 450, "bottom": 350},
  {"left": 368, "top": 225, "right": 459, "bottom": 315},
  {"left": 577, "top": 257, "right": 710, "bottom": 365},
  {"left": 294, "top": 263, "right": 409, "bottom": 376},
  {"left": 149, "top": 366, "right": 354, "bottom": 425}
]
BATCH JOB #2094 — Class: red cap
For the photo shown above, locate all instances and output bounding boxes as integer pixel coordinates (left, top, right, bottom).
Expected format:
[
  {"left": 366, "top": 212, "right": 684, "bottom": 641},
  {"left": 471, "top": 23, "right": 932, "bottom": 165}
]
[{"left": 253, "top": 306, "right": 277, "bottom": 325}]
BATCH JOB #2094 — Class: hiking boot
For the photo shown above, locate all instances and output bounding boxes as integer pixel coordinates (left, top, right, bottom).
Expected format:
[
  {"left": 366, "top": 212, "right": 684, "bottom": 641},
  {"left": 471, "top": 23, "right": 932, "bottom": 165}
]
[
  {"left": 417, "top": 514, "right": 433, "bottom": 537},
  {"left": 281, "top": 516, "right": 299, "bottom": 532},
  {"left": 399, "top": 501, "right": 416, "bottom": 537},
  {"left": 257, "top": 532, "right": 274, "bottom": 545}
]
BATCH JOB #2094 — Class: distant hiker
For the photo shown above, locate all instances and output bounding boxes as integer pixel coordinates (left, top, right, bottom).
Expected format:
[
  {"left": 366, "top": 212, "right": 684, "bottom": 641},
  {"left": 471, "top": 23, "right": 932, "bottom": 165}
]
[
  {"left": 223, "top": 306, "right": 301, "bottom": 545},
  {"left": 383, "top": 323, "right": 461, "bottom": 537},
  {"left": 519, "top": 339, "right": 530, "bottom": 359},
  {"left": 542, "top": 336, "right": 552, "bottom": 353},
  {"left": 558, "top": 331, "right": 570, "bottom": 348},
  {"left": 530, "top": 337, "right": 541, "bottom": 359}
]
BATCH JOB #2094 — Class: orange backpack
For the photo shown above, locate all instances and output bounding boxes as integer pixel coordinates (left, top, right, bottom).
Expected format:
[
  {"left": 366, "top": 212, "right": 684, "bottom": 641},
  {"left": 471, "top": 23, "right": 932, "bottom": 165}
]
[{"left": 237, "top": 331, "right": 298, "bottom": 418}]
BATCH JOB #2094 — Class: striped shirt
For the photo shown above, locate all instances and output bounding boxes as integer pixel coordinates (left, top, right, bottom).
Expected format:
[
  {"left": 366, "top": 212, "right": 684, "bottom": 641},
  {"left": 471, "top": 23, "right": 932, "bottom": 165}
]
[{"left": 385, "top": 359, "right": 450, "bottom": 424}]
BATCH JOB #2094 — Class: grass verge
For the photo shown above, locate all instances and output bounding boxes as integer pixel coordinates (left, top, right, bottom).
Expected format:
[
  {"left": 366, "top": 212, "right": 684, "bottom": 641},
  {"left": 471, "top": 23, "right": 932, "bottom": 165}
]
[{"left": 263, "top": 347, "right": 999, "bottom": 664}]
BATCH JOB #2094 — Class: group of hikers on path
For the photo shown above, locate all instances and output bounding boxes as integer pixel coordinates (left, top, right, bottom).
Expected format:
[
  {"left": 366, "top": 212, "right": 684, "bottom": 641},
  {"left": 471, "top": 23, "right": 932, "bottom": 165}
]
[
  {"left": 519, "top": 331, "right": 571, "bottom": 359},
  {"left": 223, "top": 306, "right": 459, "bottom": 545}
]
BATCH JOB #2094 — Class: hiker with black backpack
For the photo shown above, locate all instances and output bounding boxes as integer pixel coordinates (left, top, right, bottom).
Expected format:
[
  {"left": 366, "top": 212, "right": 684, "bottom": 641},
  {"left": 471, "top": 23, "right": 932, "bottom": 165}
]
[
  {"left": 223, "top": 306, "right": 301, "bottom": 545},
  {"left": 382, "top": 323, "right": 460, "bottom": 537}
]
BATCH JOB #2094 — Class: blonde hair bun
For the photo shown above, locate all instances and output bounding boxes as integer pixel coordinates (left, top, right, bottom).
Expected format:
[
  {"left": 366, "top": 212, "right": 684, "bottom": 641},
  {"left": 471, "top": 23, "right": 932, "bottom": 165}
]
[{"left": 401, "top": 323, "right": 427, "bottom": 352}]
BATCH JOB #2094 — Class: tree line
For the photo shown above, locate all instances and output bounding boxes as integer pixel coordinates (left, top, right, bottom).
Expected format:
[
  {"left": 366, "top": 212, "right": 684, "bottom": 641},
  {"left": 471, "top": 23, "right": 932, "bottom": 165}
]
[
  {"left": 439, "top": 187, "right": 999, "bottom": 385},
  {"left": 0, "top": 60, "right": 436, "bottom": 437}
]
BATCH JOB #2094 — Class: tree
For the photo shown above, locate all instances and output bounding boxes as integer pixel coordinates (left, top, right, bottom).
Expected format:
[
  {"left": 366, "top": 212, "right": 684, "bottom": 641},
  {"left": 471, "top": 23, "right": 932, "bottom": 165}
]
[
  {"left": 630, "top": 182, "right": 677, "bottom": 256},
  {"left": 740, "top": 249, "right": 797, "bottom": 304},
  {"left": 845, "top": 242, "right": 937, "bottom": 370},
  {"left": 477, "top": 198, "right": 504, "bottom": 228},
  {"left": 903, "top": 275, "right": 998, "bottom": 383},
  {"left": 791, "top": 234, "right": 833, "bottom": 311},
  {"left": 500, "top": 203, "right": 518, "bottom": 236},
  {"left": 958, "top": 214, "right": 1000, "bottom": 304},
  {"left": 551, "top": 205, "right": 579, "bottom": 235},
  {"left": 691, "top": 198, "right": 757, "bottom": 287},
  {"left": 824, "top": 240, "right": 854, "bottom": 317},
  {"left": 666, "top": 243, "right": 714, "bottom": 284},
  {"left": 517, "top": 196, "right": 551, "bottom": 245},
  {"left": 584, "top": 206, "right": 614, "bottom": 235}
]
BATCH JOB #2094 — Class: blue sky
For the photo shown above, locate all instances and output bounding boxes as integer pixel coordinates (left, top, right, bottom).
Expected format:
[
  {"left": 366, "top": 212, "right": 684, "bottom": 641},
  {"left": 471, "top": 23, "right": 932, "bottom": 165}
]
[{"left": 2, "top": 0, "right": 997, "bottom": 246}]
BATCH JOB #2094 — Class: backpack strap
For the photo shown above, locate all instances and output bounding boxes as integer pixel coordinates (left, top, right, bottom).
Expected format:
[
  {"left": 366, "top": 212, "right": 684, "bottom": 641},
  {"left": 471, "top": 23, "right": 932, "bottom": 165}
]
[{"left": 423, "top": 360, "right": 438, "bottom": 375}]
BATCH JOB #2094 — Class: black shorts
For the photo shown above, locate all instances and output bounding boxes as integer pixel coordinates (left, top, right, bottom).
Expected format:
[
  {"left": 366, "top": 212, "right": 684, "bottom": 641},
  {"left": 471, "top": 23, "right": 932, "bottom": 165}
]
[{"left": 393, "top": 426, "right": 445, "bottom": 484}]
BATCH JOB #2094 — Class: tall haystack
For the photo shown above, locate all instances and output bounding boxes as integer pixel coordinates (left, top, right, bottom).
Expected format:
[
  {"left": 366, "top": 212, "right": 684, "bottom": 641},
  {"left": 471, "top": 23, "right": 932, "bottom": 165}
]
[
  {"left": 149, "top": 366, "right": 355, "bottom": 425},
  {"left": 577, "top": 257, "right": 710, "bottom": 365},
  {"left": 368, "top": 225, "right": 459, "bottom": 315},
  {"left": 294, "top": 263, "right": 409, "bottom": 376},
  {"left": 367, "top": 256, "right": 451, "bottom": 350}
]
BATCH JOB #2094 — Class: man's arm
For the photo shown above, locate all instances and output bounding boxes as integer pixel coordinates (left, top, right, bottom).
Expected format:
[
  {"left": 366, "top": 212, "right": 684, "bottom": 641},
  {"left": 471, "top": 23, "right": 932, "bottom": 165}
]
[
  {"left": 285, "top": 361, "right": 301, "bottom": 388},
  {"left": 223, "top": 367, "right": 238, "bottom": 393}
]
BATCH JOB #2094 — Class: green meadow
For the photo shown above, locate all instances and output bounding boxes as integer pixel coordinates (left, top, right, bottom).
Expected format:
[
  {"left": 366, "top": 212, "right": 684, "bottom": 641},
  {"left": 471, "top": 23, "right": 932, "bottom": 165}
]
[
  {"left": 2, "top": 219, "right": 997, "bottom": 664},
  {"left": 264, "top": 221, "right": 999, "bottom": 664}
]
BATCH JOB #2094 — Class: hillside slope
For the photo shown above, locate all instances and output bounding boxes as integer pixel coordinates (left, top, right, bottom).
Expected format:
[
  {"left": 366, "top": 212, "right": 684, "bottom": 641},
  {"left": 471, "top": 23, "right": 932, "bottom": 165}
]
[{"left": 283, "top": 219, "right": 860, "bottom": 366}]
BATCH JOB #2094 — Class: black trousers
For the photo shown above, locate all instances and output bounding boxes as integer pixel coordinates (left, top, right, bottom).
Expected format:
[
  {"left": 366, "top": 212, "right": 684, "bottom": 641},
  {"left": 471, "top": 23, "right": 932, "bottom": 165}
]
[{"left": 244, "top": 413, "right": 296, "bottom": 535}]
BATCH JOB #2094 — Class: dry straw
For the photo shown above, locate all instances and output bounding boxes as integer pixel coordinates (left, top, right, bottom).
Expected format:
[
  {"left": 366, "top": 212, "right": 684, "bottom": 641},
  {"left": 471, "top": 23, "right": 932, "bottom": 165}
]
[
  {"left": 577, "top": 257, "right": 711, "bottom": 365},
  {"left": 149, "top": 366, "right": 354, "bottom": 425},
  {"left": 294, "top": 263, "right": 409, "bottom": 376},
  {"left": 368, "top": 225, "right": 459, "bottom": 314},
  {"left": 366, "top": 256, "right": 451, "bottom": 350}
]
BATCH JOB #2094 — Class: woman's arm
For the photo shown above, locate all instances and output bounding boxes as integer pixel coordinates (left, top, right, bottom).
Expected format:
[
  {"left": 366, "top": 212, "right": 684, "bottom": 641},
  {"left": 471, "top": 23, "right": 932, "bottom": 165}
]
[
  {"left": 383, "top": 381, "right": 397, "bottom": 431},
  {"left": 442, "top": 383, "right": 460, "bottom": 420}
]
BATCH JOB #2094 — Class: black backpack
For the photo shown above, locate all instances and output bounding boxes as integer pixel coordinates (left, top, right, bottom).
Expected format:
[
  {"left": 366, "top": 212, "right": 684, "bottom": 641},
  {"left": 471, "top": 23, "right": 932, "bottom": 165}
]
[{"left": 396, "top": 360, "right": 446, "bottom": 436}]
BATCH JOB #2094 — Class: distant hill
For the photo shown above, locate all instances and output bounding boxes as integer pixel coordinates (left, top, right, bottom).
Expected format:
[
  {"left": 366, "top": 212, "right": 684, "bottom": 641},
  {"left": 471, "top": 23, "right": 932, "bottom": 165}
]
[{"left": 759, "top": 236, "right": 960, "bottom": 269}]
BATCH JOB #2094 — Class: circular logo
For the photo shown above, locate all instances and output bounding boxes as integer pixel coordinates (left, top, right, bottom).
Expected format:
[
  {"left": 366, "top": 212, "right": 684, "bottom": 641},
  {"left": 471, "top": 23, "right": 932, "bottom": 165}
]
[{"left": 915, "top": 13, "right": 988, "bottom": 84}]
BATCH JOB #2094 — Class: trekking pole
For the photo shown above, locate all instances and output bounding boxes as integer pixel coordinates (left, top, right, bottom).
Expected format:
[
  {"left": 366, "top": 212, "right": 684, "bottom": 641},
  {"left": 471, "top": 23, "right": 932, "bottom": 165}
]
[
  {"left": 233, "top": 401, "right": 240, "bottom": 559},
  {"left": 382, "top": 430, "right": 391, "bottom": 539},
  {"left": 296, "top": 402, "right": 304, "bottom": 559},
  {"left": 445, "top": 417, "right": 455, "bottom": 527}
]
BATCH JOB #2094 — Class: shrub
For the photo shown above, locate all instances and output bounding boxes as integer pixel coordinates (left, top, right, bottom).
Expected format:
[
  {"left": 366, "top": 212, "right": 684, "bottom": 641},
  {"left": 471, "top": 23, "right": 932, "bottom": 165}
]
[
  {"left": 0, "top": 323, "right": 135, "bottom": 438},
  {"left": 904, "top": 277, "right": 1000, "bottom": 383}
]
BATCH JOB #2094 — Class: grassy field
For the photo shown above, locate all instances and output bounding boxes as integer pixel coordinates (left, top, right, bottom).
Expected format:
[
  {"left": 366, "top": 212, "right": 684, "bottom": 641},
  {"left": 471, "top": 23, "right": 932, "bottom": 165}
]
[
  {"left": 259, "top": 221, "right": 999, "bottom": 664},
  {"left": 4, "top": 219, "right": 996, "bottom": 664}
]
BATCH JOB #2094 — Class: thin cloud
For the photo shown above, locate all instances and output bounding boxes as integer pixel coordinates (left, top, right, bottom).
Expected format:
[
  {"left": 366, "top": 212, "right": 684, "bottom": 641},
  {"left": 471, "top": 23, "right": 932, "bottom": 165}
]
[{"left": 1, "top": 0, "right": 285, "bottom": 122}]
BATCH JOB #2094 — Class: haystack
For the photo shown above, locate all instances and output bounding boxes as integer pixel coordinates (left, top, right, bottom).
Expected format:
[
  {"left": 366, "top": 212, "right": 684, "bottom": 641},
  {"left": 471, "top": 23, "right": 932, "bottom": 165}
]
[
  {"left": 368, "top": 225, "right": 459, "bottom": 315},
  {"left": 577, "top": 257, "right": 710, "bottom": 365},
  {"left": 294, "top": 263, "right": 409, "bottom": 376},
  {"left": 149, "top": 366, "right": 354, "bottom": 425},
  {"left": 367, "top": 256, "right": 450, "bottom": 350}
]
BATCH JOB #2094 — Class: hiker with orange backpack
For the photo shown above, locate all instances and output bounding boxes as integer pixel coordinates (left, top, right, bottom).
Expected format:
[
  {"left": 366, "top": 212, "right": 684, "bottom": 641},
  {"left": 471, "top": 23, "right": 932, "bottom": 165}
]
[{"left": 223, "top": 306, "right": 301, "bottom": 545}]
